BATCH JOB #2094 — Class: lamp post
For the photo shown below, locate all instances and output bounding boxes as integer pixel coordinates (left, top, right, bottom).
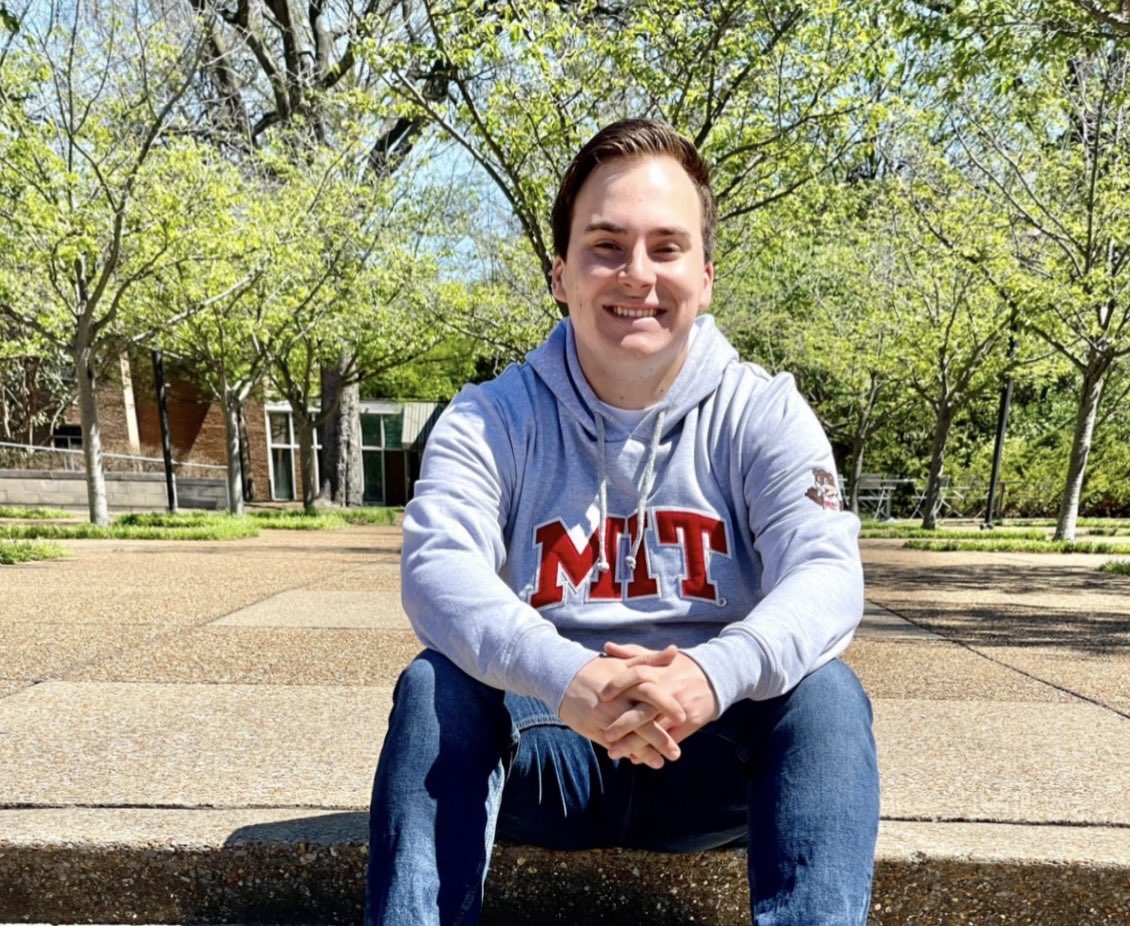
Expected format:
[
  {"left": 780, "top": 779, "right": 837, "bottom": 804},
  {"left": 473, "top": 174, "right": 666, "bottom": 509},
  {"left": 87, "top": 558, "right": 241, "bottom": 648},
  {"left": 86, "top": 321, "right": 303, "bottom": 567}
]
[
  {"left": 983, "top": 374, "right": 1013, "bottom": 528},
  {"left": 151, "top": 349, "right": 177, "bottom": 513},
  {"left": 983, "top": 318, "right": 1019, "bottom": 530}
]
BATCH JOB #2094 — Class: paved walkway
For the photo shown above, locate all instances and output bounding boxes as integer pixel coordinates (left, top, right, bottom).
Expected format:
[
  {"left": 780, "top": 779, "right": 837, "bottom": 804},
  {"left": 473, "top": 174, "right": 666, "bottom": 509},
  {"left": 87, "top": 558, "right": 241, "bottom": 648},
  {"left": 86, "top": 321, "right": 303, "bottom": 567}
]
[{"left": 0, "top": 525, "right": 1128, "bottom": 924}]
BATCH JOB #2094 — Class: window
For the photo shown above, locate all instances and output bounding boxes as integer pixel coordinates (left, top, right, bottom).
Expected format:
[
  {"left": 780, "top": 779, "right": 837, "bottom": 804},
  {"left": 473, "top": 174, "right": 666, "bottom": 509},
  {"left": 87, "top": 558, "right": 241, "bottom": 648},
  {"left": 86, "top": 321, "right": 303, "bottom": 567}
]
[
  {"left": 267, "top": 412, "right": 295, "bottom": 501},
  {"left": 52, "top": 425, "right": 82, "bottom": 450},
  {"left": 51, "top": 425, "right": 83, "bottom": 471},
  {"left": 265, "top": 408, "right": 321, "bottom": 502},
  {"left": 360, "top": 409, "right": 404, "bottom": 505}
]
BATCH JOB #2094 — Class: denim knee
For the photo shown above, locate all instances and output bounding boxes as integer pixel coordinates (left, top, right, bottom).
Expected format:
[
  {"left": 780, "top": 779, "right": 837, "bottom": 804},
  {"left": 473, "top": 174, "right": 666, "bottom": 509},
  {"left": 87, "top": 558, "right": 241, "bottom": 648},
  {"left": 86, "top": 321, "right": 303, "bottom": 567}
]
[
  {"left": 389, "top": 649, "right": 510, "bottom": 752},
  {"left": 790, "top": 659, "right": 873, "bottom": 726}
]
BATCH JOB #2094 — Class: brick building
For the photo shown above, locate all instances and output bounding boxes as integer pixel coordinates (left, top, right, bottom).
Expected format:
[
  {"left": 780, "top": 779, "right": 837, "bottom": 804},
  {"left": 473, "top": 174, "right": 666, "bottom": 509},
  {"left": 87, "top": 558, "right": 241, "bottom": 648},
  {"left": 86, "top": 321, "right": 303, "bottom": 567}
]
[{"left": 55, "top": 353, "right": 443, "bottom": 507}]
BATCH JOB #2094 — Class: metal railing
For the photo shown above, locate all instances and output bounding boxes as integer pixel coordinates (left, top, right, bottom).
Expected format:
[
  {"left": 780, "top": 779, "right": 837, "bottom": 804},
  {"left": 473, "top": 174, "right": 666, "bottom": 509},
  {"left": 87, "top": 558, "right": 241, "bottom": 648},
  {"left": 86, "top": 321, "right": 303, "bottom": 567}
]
[{"left": 0, "top": 440, "right": 227, "bottom": 476}]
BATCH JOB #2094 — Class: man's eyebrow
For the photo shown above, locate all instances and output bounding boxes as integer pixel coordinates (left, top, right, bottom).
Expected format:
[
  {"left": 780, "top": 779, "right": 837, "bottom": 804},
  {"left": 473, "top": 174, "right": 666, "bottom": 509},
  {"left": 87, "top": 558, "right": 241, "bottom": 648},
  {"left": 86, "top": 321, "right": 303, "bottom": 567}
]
[
  {"left": 581, "top": 221, "right": 693, "bottom": 238},
  {"left": 651, "top": 225, "right": 693, "bottom": 239},
  {"left": 582, "top": 220, "right": 627, "bottom": 235}
]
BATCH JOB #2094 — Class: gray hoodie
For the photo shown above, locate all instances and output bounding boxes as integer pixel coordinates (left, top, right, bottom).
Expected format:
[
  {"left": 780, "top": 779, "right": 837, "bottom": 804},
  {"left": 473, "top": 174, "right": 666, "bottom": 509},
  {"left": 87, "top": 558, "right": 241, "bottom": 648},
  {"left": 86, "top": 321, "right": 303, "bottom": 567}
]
[{"left": 401, "top": 314, "right": 863, "bottom": 714}]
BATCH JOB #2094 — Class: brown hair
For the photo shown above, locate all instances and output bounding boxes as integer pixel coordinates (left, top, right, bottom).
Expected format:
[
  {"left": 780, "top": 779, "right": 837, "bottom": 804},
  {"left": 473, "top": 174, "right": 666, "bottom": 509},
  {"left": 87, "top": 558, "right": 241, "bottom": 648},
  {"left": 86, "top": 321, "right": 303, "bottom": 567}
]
[{"left": 551, "top": 119, "right": 716, "bottom": 263}]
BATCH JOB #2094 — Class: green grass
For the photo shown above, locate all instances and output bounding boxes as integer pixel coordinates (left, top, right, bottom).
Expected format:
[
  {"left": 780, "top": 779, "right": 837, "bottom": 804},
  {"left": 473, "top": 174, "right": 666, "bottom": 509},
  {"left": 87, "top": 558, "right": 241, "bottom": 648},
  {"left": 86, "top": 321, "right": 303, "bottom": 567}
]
[
  {"left": 0, "top": 505, "right": 72, "bottom": 520},
  {"left": 253, "top": 511, "right": 348, "bottom": 530},
  {"left": 116, "top": 512, "right": 233, "bottom": 528},
  {"left": 0, "top": 515, "right": 261, "bottom": 541},
  {"left": 0, "top": 505, "right": 401, "bottom": 542},
  {"left": 249, "top": 506, "right": 401, "bottom": 528},
  {"left": 1102, "top": 560, "right": 1130, "bottom": 575},
  {"left": 905, "top": 538, "right": 1130, "bottom": 555},
  {"left": 994, "top": 517, "right": 1130, "bottom": 529},
  {"left": 341, "top": 506, "right": 402, "bottom": 526},
  {"left": 859, "top": 526, "right": 1048, "bottom": 540},
  {"left": 0, "top": 538, "right": 69, "bottom": 564}
]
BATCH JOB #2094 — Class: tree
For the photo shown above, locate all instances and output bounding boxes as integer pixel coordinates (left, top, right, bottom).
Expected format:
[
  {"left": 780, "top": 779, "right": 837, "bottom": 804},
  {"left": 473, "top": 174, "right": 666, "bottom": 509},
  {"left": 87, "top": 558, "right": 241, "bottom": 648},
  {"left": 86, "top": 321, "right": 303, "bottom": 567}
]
[
  {"left": 882, "top": 190, "right": 1019, "bottom": 528},
  {"left": 893, "top": 3, "right": 1130, "bottom": 538},
  {"left": 180, "top": 0, "right": 455, "bottom": 507},
  {"left": 261, "top": 152, "right": 452, "bottom": 511},
  {"left": 717, "top": 183, "right": 907, "bottom": 515},
  {"left": 369, "top": 0, "right": 889, "bottom": 324},
  {"left": 0, "top": 323, "right": 73, "bottom": 448},
  {"left": 142, "top": 154, "right": 278, "bottom": 514},
  {"left": 0, "top": 0, "right": 214, "bottom": 524}
]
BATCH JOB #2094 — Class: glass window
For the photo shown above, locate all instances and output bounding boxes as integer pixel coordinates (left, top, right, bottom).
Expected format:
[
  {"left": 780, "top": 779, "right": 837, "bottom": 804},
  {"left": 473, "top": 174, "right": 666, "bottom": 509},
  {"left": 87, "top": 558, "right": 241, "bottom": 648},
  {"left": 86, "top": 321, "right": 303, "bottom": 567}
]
[
  {"left": 363, "top": 449, "right": 384, "bottom": 504},
  {"left": 383, "top": 414, "right": 403, "bottom": 450},
  {"left": 269, "top": 412, "right": 291, "bottom": 445},
  {"left": 361, "top": 414, "right": 383, "bottom": 447},
  {"left": 272, "top": 447, "right": 295, "bottom": 500},
  {"left": 52, "top": 425, "right": 83, "bottom": 450}
]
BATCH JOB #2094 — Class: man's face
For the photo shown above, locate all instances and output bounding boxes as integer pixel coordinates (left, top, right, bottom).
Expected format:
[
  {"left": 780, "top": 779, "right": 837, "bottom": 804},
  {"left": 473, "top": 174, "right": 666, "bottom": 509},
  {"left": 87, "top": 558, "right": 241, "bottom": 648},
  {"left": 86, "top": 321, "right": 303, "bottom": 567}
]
[{"left": 551, "top": 155, "right": 714, "bottom": 408}]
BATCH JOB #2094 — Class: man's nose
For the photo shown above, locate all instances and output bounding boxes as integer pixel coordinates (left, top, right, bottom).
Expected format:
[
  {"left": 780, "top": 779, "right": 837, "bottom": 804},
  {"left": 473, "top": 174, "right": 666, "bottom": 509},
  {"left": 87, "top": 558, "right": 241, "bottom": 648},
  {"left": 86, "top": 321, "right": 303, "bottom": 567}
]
[{"left": 619, "top": 244, "right": 656, "bottom": 286}]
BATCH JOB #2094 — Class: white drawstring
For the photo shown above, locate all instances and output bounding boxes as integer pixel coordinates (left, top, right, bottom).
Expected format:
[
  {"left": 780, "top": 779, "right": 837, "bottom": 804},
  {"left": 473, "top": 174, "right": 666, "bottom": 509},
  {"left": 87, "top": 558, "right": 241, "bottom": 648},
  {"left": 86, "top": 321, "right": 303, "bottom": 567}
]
[
  {"left": 625, "top": 408, "right": 665, "bottom": 572},
  {"left": 595, "top": 413, "right": 611, "bottom": 574},
  {"left": 594, "top": 408, "right": 667, "bottom": 577}
]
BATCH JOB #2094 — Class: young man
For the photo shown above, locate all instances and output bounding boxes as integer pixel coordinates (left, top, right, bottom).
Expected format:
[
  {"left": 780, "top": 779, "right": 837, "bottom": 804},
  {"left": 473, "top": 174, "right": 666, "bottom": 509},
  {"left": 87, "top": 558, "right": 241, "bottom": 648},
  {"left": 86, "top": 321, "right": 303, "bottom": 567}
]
[{"left": 367, "top": 119, "right": 879, "bottom": 925}]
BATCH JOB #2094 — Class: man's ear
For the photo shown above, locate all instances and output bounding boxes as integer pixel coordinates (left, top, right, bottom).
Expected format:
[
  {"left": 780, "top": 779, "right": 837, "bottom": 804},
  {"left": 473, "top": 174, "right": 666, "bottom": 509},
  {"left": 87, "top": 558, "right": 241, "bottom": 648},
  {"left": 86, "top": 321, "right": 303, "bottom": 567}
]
[
  {"left": 551, "top": 256, "right": 567, "bottom": 304},
  {"left": 699, "top": 262, "right": 715, "bottom": 311}
]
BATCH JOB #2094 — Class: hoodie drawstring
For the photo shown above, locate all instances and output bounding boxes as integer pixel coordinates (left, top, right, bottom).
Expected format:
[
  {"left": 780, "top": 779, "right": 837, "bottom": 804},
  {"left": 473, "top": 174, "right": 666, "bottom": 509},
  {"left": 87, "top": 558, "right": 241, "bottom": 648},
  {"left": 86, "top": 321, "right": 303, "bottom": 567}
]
[
  {"left": 595, "top": 414, "right": 611, "bottom": 573},
  {"left": 594, "top": 408, "right": 667, "bottom": 576}
]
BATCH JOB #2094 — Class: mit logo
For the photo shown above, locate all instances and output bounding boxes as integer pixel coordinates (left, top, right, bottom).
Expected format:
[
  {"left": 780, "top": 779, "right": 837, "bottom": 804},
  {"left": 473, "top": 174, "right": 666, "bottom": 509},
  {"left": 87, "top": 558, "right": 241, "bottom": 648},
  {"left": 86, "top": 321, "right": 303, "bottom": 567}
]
[{"left": 530, "top": 509, "right": 729, "bottom": 608}]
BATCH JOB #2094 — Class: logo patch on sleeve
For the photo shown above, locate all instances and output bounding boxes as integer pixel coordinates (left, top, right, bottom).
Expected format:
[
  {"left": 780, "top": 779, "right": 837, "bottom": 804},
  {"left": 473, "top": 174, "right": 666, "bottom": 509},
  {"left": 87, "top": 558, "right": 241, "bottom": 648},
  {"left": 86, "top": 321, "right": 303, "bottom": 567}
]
[{"left": 805, "top": 468, "right": 841, "bottom": 511}]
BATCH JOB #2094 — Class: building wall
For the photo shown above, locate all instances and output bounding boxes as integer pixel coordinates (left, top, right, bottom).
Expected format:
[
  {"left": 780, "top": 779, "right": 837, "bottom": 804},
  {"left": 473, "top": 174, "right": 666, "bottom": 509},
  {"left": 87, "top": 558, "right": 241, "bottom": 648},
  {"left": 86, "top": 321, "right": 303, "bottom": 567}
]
[
  {"left": 61, "top": 354, "right": 277, "bottom": 501},
  {"left": 244, "top": 402, "right": 271, "bottom": 503},
  {"left": 55, "top": 354, "right": 442, "bottom": 505},
  {"left": 0, "top": 470, "right": 226, "bottom": 510}
]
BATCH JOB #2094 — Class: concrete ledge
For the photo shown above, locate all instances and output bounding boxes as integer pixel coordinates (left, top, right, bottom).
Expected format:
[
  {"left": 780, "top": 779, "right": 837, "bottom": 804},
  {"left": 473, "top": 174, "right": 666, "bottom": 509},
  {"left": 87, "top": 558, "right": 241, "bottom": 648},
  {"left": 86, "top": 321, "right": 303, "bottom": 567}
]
[
  {"left": 1, "top": 810, "right": 1127, "bottom": 924},
  {"left": 0, "top": 470, "right": 226, "bottom": 510}
]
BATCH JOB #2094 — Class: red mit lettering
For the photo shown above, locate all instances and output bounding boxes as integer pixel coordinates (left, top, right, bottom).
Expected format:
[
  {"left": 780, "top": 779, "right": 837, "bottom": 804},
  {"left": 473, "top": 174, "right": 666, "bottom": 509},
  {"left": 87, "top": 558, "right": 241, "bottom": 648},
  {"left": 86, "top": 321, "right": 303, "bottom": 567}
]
[{"left": 530, "top": 509, "right": 728, "bottom": 608}]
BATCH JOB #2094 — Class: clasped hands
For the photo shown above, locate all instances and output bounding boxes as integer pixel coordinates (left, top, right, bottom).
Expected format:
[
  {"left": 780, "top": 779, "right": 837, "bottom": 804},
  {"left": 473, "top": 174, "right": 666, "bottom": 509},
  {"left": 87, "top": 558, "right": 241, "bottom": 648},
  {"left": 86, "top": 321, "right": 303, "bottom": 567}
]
[{"left": 559, "top": 642, "right": 719, "bottom": 770}]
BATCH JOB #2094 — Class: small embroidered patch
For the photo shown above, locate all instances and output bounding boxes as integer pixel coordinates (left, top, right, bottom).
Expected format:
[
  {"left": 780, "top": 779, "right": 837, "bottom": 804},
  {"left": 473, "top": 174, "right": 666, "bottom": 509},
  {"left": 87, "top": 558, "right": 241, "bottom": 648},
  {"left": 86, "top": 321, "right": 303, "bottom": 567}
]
[{"left": 805, "top": 468, "right": 841, "bottom": 511}]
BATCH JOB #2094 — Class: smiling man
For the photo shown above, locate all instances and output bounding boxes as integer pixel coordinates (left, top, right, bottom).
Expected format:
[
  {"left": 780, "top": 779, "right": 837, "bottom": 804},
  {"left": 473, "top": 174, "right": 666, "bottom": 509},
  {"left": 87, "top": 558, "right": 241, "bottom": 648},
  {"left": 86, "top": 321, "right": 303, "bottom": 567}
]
[{"left": 366, "top": 120, "right": 879, "bottom": 926}]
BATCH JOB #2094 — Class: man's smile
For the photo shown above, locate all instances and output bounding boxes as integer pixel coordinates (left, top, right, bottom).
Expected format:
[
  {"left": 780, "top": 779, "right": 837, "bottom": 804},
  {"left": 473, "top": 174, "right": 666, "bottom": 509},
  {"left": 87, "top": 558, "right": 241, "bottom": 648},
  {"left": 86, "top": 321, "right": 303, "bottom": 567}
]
[{"left": 607, "top": 304, "right": 662, "bottom": 319}]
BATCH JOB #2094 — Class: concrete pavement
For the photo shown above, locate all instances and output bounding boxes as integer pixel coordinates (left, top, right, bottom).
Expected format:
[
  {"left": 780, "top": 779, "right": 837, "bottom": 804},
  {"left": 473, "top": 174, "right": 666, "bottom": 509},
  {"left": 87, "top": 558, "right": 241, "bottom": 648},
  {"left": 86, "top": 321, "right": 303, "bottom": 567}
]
[{"left": 0, "top": 524, "right": 1128, "bottom": 924}]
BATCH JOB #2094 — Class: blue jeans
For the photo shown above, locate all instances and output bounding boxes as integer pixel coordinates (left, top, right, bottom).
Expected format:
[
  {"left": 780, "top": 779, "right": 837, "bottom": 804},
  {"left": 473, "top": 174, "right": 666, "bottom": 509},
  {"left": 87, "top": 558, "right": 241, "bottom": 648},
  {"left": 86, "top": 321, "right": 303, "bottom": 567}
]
[{"left": 366, "top": 651, "right": 879, "bottom": 925}]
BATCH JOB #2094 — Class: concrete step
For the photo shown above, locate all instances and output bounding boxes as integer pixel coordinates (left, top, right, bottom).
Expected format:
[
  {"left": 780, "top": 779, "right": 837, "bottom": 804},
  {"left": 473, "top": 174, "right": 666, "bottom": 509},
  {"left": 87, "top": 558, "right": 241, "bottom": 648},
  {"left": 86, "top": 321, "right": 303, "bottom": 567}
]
[{"left": 2, "top": 810, "right": 1128, "bottom": 925}]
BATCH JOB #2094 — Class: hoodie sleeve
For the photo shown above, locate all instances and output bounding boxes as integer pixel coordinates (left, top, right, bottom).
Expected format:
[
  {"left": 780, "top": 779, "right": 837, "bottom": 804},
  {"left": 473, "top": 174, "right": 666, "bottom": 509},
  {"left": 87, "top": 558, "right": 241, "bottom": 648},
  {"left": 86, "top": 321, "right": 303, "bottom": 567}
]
[
  {"left": 682, "top": 371, "right": 863, "bottom": 712},
  {"left": 400, "top": 384, "right": 596, "bottom": 709}
]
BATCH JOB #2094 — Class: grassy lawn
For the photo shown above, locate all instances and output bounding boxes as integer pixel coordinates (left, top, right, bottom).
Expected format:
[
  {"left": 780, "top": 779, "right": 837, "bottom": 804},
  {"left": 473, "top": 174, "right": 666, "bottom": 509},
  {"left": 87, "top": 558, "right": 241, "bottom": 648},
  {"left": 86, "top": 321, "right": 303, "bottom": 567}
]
[
  {"left": 859, "top": 526, "right": 1049, "bottom": 540},
  {"left": 903, "top": 537, "right": 1130, "bottom": 555},
  {"left": 0, "top": 507, "right": 403, "bottom": 544},
  {"left": 1102, "top": 560, "right": 1130, "bottom": 575},
  {"left": 858, "top": 517, "right": 1130, "bottom": 562},
  {"left": 0, "top": 505, "right": 72, "bottom": 520},
  {"left": 0, "top": 516, "right": 262, "bottom": 541},
  {"left": 0, "top": 539, "right": 69, "bottom": 564},
  {"left": 246, "top": 507, "right": 401, "bottom": 529}
]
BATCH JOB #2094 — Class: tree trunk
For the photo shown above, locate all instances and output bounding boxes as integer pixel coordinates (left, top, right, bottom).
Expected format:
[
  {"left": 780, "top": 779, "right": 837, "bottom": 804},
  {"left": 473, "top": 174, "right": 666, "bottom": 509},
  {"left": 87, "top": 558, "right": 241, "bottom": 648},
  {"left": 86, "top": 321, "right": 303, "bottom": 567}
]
[
  {"left": 319, "top": 362, "right": 363, "bottom": 507},
  {"left": 919, "top": 405, "right": 956, "bottom": 531},
  {"left": 1054, "top": 355, "right": 1110, "bottom": 541},
  {"left": 319, "top": 365, "right": 341, "bottom": 503},
  {"left": 847, "top": 372, "right": 882, "bottom": 515},
  {"left": 221, "top": 386, "right": 245, "bottom": 515},
  {"left": 238, "top": 403, "right": 255, "bottom": 502},
  {"left": 847, "top": 433, "right": 866, "bottom": 516},
  {"left": 295, "top": 416, "right": 319, "bottom": 512},
  {"left": 75, "top": 339, "right": 110, "bottom": 526}
]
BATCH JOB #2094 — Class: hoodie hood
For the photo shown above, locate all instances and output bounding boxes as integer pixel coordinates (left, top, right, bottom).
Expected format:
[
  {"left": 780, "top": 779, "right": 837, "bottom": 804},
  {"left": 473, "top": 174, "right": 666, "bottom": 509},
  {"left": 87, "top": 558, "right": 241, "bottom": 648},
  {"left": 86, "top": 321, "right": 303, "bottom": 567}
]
[
  {"left": 526, "top": 314, "right": 739, "bottom": 440},
  {"left": 526, "top": 313, "right": 739, "bottom": 575},
  {"left": 401, "top": 305, "right": 863, "bottom": 715}
]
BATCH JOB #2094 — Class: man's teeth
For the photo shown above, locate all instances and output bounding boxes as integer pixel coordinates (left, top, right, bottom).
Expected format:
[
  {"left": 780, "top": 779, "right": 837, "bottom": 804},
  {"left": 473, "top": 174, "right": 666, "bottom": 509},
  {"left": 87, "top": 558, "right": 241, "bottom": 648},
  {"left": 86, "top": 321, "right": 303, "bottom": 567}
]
[{"left": 610, "top": 305, "right": 658, "bottom": 318}]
